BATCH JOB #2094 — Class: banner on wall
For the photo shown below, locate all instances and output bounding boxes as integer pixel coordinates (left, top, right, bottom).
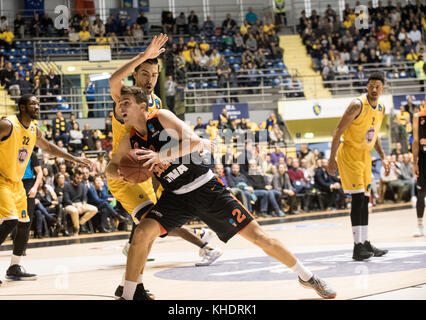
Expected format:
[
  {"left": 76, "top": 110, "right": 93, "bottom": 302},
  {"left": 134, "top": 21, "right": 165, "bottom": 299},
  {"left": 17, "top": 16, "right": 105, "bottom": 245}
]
[
  {"left": 278, "top": 95, "right": 393, "bottom": 120},
  {"left": 392, "top": 93, "right": 425, "bottom": 110},
  {"left": 75, "top": 0, "right": 95, "bottom": 15},
  {"left": 24, "top": 0, "right": 44, "bottom": 15},
  {"left": 121, "top": 0, "right": 149, "bottom": 11},
  {"left": 212, "top": 103, "right": 249, "bottom": 120}
]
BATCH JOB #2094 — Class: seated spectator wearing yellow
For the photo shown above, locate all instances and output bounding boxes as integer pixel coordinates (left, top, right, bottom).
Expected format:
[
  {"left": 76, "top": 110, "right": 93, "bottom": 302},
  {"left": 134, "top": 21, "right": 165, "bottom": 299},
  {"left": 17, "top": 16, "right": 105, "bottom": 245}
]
[
  {"left": 209, "top": 49, "right": 221, "bottom": 68},
  {"left": 0, "top": 26, "right": 14, "bottom": 45},
  {"left": 181, "top": 45, "right": 193, "bottom": 63},
  {"left": 395, "top": 105, "right": 412, "bottom": 134},
  {"left": 379, "top": 36, "right": 391, "bottom": 52},
  {"left": 343, "top": 18, "right": 352, "bottom": 29},
  {"left": 240, "top": 20, "right": 251, "bottom": 37},
  {"left": 206, "top": 119, "right": 218, "bottom": 140},
  {"left": 200, "top": 39, "right": 210, "bottom": 52},
  {"left": 406, "top": 49, "right": 418, "bottom": 61},
  {"left": 263, "top": 22, "right": 275, "bottom": 35},
  {"left": 420, "top": 100, "right": 426, "bottom": 111},
  {"left": 79, "top": 26, "right": 91, "bottom": 42},
  {"left": 96, "top": 34, "right": 111, "bottom": 44},
  {"left": 187, "top": 36, "right": 197, "bottom": 49}
]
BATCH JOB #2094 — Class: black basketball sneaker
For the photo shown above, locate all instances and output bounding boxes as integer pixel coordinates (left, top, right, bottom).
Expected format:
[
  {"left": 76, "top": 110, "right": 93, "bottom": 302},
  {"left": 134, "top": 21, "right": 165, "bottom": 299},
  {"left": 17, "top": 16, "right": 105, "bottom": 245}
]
[
  {"left": 114, "top": 283, "right": 155, "bottom": 300},
  {"left": 363, "top": 241, "right": 388, "bottom": 257},
  {"left": 352, "top": 243, "right": 374, "bottom": 261},
  {"left": 6, "top": 265, "right": 37, "bottom": 281}
]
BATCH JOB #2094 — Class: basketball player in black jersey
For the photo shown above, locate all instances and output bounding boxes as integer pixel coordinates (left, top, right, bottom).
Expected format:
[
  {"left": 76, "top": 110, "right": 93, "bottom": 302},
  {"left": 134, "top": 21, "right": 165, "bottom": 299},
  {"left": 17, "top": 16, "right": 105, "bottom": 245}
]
[
  {"left": 106, "top": 86, "right": 337, "bottom": 300},
  {"left": 412, "top": 109, "right": 426, "bottom": 237}
]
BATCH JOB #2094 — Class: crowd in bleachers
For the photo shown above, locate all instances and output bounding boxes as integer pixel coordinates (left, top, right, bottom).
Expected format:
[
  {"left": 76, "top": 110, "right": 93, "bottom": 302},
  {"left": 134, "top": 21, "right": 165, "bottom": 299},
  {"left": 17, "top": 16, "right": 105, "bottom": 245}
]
[{"left": 298, "top": 1, "right": 425, "bottom": 83}]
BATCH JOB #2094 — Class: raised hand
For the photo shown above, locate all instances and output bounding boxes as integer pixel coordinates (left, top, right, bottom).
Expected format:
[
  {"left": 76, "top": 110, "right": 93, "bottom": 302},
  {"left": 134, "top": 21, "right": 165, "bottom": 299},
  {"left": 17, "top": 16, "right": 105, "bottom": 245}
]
[{"left": 142, "top": 33, "right": 169, "bottom": 60}]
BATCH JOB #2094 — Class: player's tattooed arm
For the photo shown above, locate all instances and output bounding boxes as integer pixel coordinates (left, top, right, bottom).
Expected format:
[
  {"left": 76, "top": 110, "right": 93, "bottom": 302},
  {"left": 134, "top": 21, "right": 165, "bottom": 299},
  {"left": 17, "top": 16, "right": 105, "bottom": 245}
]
[
  {"left": 327, "top": 99, "right": 362, "bottom": 176},
  {"left": 0, "top": 119, "right": 12, "bottom": 141}
]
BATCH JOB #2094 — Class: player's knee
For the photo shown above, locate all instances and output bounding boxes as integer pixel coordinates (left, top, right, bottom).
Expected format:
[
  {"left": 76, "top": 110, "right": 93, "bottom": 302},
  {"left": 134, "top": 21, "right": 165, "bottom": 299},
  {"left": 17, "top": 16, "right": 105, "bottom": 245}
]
[
  {"left": 251, "top": 229, "right": 274, "bottom": 249},
  {"left": 132, "top": 219, "right": 159, "bottom": 244}
]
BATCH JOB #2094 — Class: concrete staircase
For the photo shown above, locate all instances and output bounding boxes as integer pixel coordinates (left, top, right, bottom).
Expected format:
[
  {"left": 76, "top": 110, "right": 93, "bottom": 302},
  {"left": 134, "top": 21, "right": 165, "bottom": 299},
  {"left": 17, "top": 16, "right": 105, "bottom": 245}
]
[
  {"left": 280, "top": 34, "right": 331, "bottom": 100},
  {"left": 0, "top": 86, "right": 16, "bottom": 117}
]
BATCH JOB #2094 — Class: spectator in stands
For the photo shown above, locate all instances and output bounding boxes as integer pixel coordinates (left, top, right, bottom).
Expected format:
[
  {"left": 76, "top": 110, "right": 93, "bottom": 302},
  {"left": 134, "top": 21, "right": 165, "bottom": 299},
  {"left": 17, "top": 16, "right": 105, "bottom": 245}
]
[
  {"left": 314, "top": 159, "right": 344, "bottom": 211},
  {"left": 30, "top": 13, "right": 41, "bottom": 37},
  {"left": 165, "top": 75, "right": 177, "bottom": 114},
  {"left": 408, "top": 24, "right": 422, "bottom": 43},
  {"left": 270, "top": 146, "right": 286, "bottom": 166},
  {"left": 298, "top": 144, "right": 316, "bottom": 169},
  {"left": 84, "top": 77, "right": 96, "bottom": 118},
  {"left": 245, "top": 7, "right": 258, "bottom": 25},
  {"left": 13, "top": 13, "right": 25, "bottom": 38},
  {"left": 105, "top": 15, "right": 117, "bottom": 35},
  {"left": 132, "top": 24, "right": 144, "bottom": 43},
  {"left": 287, "top": 75, "right": 304, "bottom": 97},
  {"left": 272, "top": 163, "right": 297, "bottom": 214},
  {"left": 53, "top": 111, "right": 69, "bottom": 146},
  {"left": 222, "top": 13, "right": 237, "bottom": 36},
  {"left": 226, "top": 162, "right": 254, "bottom": 212},
  {"left": 202, "top": 16, "right": 216, "bottom": 38},
  {"left": 47, "top": 69, "right": 60, "bottom": 95},
  {"left": 288, "top": 157, "right": 308, "bottom": 198},
  {"left": 63, "top": 169, "right": 98, "bottom": 235},
  {"left": 32, "top": 78, "right": 41, "bottom": 96},
  {"left": 69, "top": 122, "right": 84, "bottom": 154},
  {"left": 79, "top": 26, "right": 91, "bottom": 42},
  {"left": 92, "top": 19, "right": 105, "bottom": 38},
  {"left": 196, "top": 49, "right": 210, "bottom": 71},
  {"left": 209, "top": 48, "right": 221, "bottom": 69},
  {"left": 136, "top": 11, "right": 150, "bottom": 34},
  {"left": 9, "top": 71, "right": 21, "bottom": 97},
  {"left": 245, "top": 159, "right": 271, "bottom": 217},
  {"left": 68, "top": 27, "right": 79, "bottom": 43},
  {"left": 175, "top": 12, "right": 188, "bottom": 35},
  {"left": 254, "top": 48, "right": 266, "bottom": 68},
  {"left": 124, "top": 25, "right": 136, "bottom": 47},
  {"left": 162, "top": 11, "right": 175, "bottom": 34},
  {"left": 398, "top": 153, "right": 416, "bottom": 203},
  {"left": 40, "top": 13, "right": 54, "bottom": 36},
  {"left": 269, "top": 123, "right": 284, "bottom": 145},
  {"left": 380, "top": 155, "right": 406, "bottom": 203},
  {"left": 269, "top": 42, "right": 284, "bottom": 59},
  {"left": 0, "top": 26, "right": 14, "bottom": 50},
  {"left": 87, "top": 175, "right": 127, "bottom": 232},
  {"left": 246, "top": 33, "right": 258, "bottom": 52},
  {"left": 188, "top": 10, "right": 199, "bottom": 35}
]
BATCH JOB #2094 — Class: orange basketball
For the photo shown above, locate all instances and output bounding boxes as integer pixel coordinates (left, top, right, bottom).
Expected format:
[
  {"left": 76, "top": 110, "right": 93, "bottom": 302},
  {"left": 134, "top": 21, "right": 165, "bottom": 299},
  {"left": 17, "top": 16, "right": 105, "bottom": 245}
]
[{"left": 119, "top": 149, "right": 153, "bottom": 183}]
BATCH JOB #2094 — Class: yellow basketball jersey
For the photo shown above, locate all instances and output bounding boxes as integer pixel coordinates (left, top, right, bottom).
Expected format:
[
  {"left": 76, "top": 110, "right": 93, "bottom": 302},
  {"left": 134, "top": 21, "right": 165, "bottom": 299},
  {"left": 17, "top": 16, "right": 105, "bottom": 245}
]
[
  {"left": 0, "top": 116, "right": 37, "bottom": 182},
  {"left": 342, "top": 94, "right": 385, "bottom": 150},
  {"left": 112, "top": 92, "right": 162, "bottom": 155}
]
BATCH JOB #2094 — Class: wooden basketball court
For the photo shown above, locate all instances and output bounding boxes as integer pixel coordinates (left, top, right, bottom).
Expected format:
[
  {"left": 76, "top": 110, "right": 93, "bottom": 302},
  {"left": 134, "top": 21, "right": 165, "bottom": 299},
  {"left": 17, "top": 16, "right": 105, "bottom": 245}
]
[{"left": 0, "top": 206, "right": 425, "bottom": 300}]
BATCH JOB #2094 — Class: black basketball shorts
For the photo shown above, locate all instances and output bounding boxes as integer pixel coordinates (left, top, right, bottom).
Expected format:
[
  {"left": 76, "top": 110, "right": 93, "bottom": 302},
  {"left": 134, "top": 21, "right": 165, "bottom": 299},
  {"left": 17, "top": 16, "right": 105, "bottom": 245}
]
[{"left": 144, "top": 176, "right": 254, "bottom": 243}]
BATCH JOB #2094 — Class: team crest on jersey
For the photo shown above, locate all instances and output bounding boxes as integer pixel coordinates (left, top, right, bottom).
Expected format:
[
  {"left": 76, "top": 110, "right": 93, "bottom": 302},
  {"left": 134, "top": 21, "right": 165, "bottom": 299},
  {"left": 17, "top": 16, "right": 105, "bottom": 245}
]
[
  {"left": 313, "top": 104, "right": 321, "bottom": 116},
  {"left": 17, "top": 147, "right": 29, "bottom": 163},
  {"left": 155, "top": 99, "right": 160, "bottom": 107},
  {"left": 378, "top": 104, "right": 382, "bottom": 112},
  {"left": 366, "top": 127, "right": 375, "bottom": 143}
]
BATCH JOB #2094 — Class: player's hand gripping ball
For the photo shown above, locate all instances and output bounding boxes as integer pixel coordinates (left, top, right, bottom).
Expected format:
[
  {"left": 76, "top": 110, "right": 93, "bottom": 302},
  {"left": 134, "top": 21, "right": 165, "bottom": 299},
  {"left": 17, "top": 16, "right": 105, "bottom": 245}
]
[{"left": 119, "top": 149, "right": 153, "bottom": 183}]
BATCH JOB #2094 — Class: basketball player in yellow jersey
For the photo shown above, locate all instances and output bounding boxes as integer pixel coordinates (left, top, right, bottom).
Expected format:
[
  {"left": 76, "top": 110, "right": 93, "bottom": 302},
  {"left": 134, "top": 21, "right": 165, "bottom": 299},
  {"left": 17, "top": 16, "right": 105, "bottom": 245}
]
[
  {"left": 108, "top": 35, "right": 222, "bottom": 298},
  {"left": 328, "top": 72, "right": 390, "bottom": 261},
  {"left": 0, "top": 94, "right": 92, "bottom": 284}
]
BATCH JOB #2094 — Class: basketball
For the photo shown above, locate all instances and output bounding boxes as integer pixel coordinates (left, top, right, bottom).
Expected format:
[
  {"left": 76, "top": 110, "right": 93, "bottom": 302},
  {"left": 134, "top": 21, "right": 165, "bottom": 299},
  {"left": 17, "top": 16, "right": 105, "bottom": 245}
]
[{"left": 119, "top": 149, "right": 153, "bottom": 183}]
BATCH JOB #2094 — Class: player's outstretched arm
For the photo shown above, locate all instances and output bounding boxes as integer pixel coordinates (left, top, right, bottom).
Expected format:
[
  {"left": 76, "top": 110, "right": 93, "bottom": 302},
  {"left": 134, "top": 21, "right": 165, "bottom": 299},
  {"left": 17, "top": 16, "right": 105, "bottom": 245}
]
[
  {"left": 35, "top": 127, "right": 92, "bottom": 167},
  {"left": 109, "top": 33, "right": 168, "bottom": 102},
  {"left": 106, "top": 133, "right": 132, "bottom": 180},
  {"left": 412, "top": 113, "right": 420, "bottom": 177},
  {"left": 328, "top": 99, "right": 362, "bottom": 176}
]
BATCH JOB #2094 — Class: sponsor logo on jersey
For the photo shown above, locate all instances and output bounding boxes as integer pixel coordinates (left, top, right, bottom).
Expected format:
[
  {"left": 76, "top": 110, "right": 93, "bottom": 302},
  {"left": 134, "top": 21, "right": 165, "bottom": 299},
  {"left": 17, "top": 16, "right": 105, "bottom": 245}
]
[
  {"left": 163, "top": 165, "right": 189, "bottom": 183},
  {"left": 151, "top": 209, "right": 163, "bottom": 218},
  {"left": 366, "top": 127, "right": 375, "bottom": 143}
]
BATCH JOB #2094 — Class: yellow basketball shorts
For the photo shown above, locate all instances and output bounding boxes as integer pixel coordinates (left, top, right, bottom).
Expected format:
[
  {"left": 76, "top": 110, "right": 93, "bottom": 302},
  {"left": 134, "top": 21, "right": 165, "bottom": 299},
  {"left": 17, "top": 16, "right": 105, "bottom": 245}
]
[
  {"left": 0, "top": 175, "right": 29, "bottom": 223},
  {"left": 337, "top": 144, "right": 372, "bottom": 195},
  {"left": 107, "top": 178, "right": 157, "bottom": 224}
]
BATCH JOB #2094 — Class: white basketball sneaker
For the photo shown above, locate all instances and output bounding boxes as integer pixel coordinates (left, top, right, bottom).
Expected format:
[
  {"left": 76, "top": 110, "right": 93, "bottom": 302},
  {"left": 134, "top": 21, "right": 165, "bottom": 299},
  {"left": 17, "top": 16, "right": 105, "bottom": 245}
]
[
  {"left": 413, "top": 225, "right": 424, "bottom": 237},
  {"left": 196, "top": 246, "right": 223, "bottom": 266}
]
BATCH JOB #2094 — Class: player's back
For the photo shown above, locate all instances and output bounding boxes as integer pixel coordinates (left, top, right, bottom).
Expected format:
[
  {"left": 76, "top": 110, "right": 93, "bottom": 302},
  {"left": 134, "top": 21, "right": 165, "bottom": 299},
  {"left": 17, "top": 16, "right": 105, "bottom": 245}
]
[
  {"left": 342, "top": 94, "right": 385, "bottom": 150},
  {"left": 0, "top": 116, "right": 37, "bottom": 182}
]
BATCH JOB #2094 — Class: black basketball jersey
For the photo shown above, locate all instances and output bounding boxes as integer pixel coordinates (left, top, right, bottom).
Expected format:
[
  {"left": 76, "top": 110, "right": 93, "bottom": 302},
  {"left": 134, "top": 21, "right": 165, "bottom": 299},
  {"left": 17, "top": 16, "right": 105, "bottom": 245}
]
[
  {"left": 129, "top": 111, "right": 213, "bottom": 193},
  {"left": 419, "top": 110, "right": 426, "bottom": 156}
]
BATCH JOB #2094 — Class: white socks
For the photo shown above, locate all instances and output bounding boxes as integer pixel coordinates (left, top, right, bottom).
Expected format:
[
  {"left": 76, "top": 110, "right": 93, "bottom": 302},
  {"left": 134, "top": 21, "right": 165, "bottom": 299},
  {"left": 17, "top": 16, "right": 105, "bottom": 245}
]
[
  {"left": 290, "top": 259, "right": 313, "bottom": 282},
  {"left": 418, "top": 218, "right": 423, "bottom": 227},
  {"left": 123, "top": 280, "right": 137, "bottom": 300},
  {"left": 352, "top": 225, "right": 369, "bottom": 244},
  {"left": 120, "top": 272, "right": 143, "bottom": 286},
  {"left": 10, "top": 254, "right": 22, "bottom": 266}
]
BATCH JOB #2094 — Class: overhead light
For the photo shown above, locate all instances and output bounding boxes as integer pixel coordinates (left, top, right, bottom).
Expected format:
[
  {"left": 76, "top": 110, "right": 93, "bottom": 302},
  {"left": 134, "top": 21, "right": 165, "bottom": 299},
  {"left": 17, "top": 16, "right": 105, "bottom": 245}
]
[
  {"left": 67, "top": 66, "right": 76, "bottom": 72},
  {"left": 304, "top": 132, "right": 314, "bottom": 139}
]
